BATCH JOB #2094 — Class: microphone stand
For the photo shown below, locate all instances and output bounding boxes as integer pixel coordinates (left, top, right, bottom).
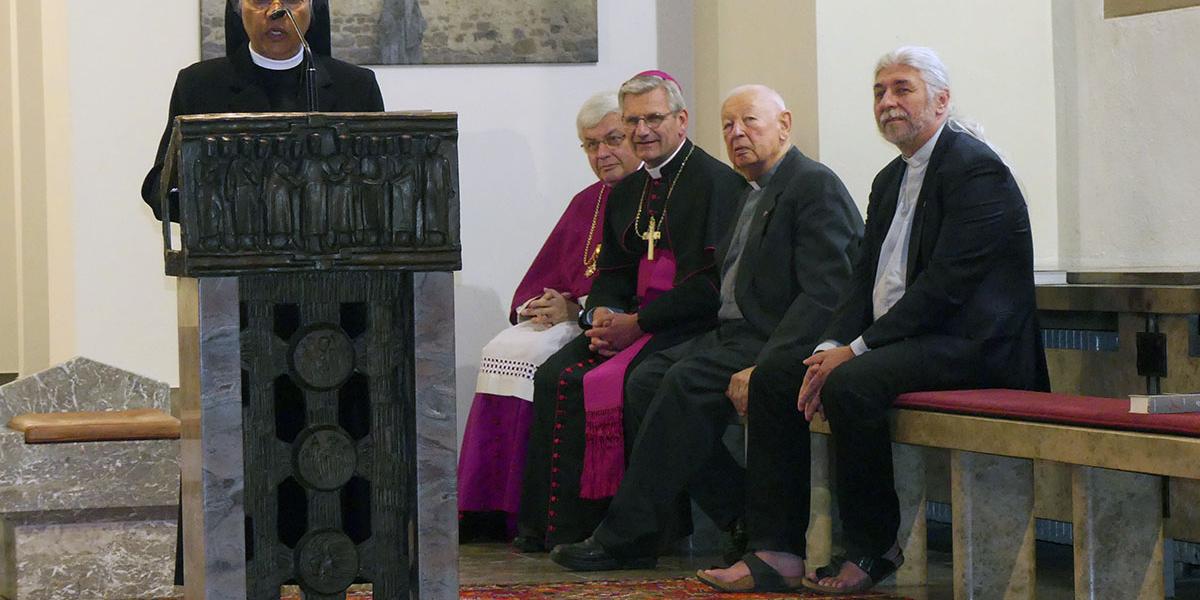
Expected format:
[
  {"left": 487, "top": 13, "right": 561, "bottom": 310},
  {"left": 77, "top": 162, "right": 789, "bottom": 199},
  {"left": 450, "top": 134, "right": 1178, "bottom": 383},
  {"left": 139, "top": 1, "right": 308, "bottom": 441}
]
[{"left": 269, "top": 8, "right": 319, "bottom": 111}]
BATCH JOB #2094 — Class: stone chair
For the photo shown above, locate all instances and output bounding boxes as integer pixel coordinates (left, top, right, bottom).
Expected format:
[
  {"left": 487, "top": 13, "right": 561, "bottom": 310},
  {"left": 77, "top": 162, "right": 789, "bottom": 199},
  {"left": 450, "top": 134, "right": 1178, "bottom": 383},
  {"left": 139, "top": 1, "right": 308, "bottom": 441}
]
[{"left": 0, "top": 357, "right": 179, "bottom": 600}]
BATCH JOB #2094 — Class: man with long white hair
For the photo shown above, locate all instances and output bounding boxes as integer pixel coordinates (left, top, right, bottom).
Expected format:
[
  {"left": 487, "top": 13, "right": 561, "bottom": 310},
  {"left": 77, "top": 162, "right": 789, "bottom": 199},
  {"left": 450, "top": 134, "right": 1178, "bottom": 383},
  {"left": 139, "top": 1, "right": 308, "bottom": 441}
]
[{"left": 699, "top": 46, "right": 1048, "bottom": 594}]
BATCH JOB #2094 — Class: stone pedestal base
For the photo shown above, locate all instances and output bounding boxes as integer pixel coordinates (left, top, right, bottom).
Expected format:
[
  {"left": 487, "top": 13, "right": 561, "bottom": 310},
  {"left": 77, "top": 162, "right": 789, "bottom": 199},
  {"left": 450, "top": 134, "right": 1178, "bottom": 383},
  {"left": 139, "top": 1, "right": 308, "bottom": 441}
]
[
  {"left": 178, "top": 272, "right": 459, "bottom": 599},
  {"left": 412, "top": 272, "right": 459, "bottom": 599},
  {"left": 0, "top": 509, "right": 176, "bottom": 600},
  {"left": 1072, "top": 466, "right": 1164, "bottom": 600},
  {"left": 807, "top": 433, "right": 834, "bottom": 567},
  {"left": 894, "top": 443, "right": 927, "bottom": 586},
  {"left": 951, "top": 451, "right": 1035, "bottom": 600}
]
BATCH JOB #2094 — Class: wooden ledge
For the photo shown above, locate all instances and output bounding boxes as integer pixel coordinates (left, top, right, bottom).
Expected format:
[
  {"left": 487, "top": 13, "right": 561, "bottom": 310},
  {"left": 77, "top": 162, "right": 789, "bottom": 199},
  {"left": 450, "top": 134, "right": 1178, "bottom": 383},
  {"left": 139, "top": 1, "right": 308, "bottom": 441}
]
[
  {"left": 810, "top": 409, "right": 1200, "bottom": 479},
  {"left": 7, "top": 408, "right": 181, "bottom": 444}
]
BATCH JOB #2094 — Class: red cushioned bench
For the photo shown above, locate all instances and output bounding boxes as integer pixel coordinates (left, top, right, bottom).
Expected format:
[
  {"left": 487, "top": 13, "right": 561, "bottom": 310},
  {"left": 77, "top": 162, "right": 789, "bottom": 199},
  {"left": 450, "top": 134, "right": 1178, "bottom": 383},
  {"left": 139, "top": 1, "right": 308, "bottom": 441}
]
[
  {"left": 805, "top": 388, "right": 1191, "bottom": 599},
  {"left": 897, "top": 389, "right": 1200, "bottom": 438}
]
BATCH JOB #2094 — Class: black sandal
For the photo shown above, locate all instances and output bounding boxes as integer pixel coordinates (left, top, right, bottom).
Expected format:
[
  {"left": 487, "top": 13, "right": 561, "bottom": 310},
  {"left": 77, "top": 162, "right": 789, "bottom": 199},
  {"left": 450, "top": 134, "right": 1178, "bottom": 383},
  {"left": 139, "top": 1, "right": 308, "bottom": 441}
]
[
  {"left": 806, "top": 553, "right": 847, "bottom": 581},
  {"left": 696, "top": 552, "right": 806, "bottom": 593},
  {"left": 802, "top": 550, "right": 903, "bottom": 595}
]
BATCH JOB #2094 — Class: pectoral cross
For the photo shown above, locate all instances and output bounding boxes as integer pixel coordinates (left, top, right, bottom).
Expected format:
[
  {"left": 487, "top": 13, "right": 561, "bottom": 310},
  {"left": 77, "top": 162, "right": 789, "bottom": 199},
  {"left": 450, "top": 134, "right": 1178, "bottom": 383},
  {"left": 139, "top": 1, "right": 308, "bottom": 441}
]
[{"left": 642, "top": 215, "right": 662, "bottom": 260}]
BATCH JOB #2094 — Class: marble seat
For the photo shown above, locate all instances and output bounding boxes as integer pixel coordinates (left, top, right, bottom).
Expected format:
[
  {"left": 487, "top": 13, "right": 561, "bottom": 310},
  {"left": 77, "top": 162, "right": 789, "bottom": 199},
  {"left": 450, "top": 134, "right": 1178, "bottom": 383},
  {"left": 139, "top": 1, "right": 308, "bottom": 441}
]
[
  {"left": 807, "top": 389, "right": 1198, "bottom": 600},
  {"left": 0, "top": 357, "right": 179, "bottom": 600}
]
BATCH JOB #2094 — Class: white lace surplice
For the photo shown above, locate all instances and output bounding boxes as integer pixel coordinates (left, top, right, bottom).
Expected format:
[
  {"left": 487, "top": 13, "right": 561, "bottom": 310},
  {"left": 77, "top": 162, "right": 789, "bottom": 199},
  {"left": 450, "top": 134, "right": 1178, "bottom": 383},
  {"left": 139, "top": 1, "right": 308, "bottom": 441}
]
[{"left": 475, "top": 319, "right": 582, "bottom": 401}]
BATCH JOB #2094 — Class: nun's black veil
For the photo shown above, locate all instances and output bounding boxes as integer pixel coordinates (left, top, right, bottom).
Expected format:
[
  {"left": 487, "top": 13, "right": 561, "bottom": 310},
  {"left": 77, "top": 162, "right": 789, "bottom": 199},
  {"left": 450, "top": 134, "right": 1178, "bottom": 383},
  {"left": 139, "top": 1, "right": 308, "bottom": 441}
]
[{"left": 223, "top": 0, "right": 332, "bottom": 56}]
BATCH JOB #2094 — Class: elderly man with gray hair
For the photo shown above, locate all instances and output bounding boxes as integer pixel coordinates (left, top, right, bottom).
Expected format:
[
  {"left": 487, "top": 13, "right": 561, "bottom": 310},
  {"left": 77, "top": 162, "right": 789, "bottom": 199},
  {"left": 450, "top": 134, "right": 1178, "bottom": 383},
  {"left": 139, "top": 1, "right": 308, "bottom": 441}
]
[
  {"left": 699, "top": 46, "right": 1047, "bottom": 594},
  {"left": 550, "top": 84, "right": 862, "bottom": 572},
  {"left": 457, "top": 91, "right": 642, "bottom": 541},
  {"left": 515, "top": 70, "right": 746, "bottom": 553}
]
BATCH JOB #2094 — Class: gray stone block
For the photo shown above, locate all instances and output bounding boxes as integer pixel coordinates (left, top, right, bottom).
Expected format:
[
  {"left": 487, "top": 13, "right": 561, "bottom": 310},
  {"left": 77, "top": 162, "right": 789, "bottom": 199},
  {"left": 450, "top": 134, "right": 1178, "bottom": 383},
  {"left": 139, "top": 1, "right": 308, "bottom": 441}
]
[
  {"left": 0, "top": 357, "right": 179, "bottom": 600},
  {"left": 1, "top": 508, "right": 176, "bottom": 600},
  {"left": 0, "top": 432, "right": 178, "bottom": 513},
  {"left": 413, "top": 272, "right": 459, "bottom": 600},
  {"left": 0, "top": 356, "right": 170, "bottom": 424}
]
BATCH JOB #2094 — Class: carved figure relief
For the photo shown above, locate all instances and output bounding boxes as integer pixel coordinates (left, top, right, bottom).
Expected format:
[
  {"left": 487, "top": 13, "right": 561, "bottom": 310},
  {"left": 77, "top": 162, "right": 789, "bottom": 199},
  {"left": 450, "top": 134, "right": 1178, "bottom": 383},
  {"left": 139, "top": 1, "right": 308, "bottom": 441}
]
[
  {"left": 300, "top": 133, "right": 331, "bottom": 252},
  {"left": 357, "top": 136, "right": 387, "bottom": 245},
  {"left": 195, "top": 138, "right": 227, "bottom": 250},
  {"left": 326, "top": 135, "right": 359, "bottom": 248},
  {"left": 228, "top": 137, "right": 266, "bottom": 249},
  {"left": 180, "top": 125, "right": 457, "bottom": 259},
  {"left": 422, "top": 136, "right": 454, "bottom": 247},
  {"left": 387, "top": 135, "right": 419, "bottom": 246},
  {"left": 265, "top": 138, "right": 302, "bottom": 249}
]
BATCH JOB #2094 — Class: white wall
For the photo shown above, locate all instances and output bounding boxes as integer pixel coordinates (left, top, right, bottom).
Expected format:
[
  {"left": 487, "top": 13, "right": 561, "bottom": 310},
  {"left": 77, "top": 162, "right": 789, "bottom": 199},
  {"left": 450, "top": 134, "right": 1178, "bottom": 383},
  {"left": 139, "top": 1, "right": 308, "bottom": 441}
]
[
  {"left": 374, "top": 3, "right": 659, "bottom": 442},
  {"left": 0, "top": 0, "right": 18, "bottom": 374},
  {"left": 1053, "top": 0, "right": 1200, "bottom": 268},
  {"left": 63, "top": 0, "right": 198, "bottom": 386},
  {"left": 815, "top": 0, "right": 1060, "bottom": 268}
]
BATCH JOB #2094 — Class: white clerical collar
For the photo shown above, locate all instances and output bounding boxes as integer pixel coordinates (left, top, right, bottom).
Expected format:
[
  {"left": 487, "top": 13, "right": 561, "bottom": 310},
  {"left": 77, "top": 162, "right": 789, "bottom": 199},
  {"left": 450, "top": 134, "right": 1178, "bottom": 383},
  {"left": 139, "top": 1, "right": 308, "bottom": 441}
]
[
  {"left": 645, "top": 139, "right": 687, "bottom": 180},
  {"left": 902, "top": 121, "right": 944, "bottom": 168},
  {"left": 748, "top": 150, "right": 787, "bottom": 191},
  {"left": 249, "top": 45, "right": 305, "bottom": 70}
]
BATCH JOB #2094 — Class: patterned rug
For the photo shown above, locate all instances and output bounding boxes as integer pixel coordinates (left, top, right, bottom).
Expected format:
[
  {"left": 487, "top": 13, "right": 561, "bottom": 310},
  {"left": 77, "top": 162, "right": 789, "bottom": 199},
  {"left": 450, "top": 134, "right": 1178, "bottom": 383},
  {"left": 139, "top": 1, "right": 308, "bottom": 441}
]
[
  {"left": 273, "top": 578, "right": 913, "bottom": 599},
  {"left": 459, "top": 578, "right": 913, "bottom": 599}
]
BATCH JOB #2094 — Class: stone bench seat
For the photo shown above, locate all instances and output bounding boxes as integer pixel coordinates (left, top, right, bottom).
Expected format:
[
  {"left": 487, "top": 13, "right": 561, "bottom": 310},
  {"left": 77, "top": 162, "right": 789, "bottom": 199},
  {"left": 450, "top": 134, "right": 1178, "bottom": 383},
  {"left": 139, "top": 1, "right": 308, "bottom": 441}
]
[
  {"left": 8, "top": 408, "right": 181, "bottom": 444},
  {"left": 806, "top": 388, "right": 1194, "bottom": 599},
  {"left": 0, "top": 358, "right": 178, "bottom": 600}
]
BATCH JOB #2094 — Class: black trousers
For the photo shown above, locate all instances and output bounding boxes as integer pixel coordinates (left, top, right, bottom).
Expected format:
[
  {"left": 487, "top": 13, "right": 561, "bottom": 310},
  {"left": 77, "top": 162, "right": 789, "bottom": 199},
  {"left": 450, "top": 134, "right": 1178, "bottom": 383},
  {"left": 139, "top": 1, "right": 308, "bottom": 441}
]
[
  {"left": 742, "top": 347, "right": 812, "bottom": 556},
  {"left": 594, "top": 321, "right": 762, "bottom": 555},
  {"left": 745, "top": 334, "right": 982, "bottom": 559},
  {"left": 517, "top": 328, "right": 693, "bottom": 547}
]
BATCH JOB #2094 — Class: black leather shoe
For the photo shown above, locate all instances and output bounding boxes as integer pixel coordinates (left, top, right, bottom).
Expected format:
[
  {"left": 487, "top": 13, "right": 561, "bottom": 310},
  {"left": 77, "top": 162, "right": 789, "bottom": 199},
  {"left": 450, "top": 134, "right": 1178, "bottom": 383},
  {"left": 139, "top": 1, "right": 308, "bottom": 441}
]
[
  {"left": 549, "top": 537, "right": 657, "bottom": 571},
  {"left": 512, "top": 534, "right": 547, "bottom": 553},
  {"left": 721, "top": 518, "right": 749, "bottom": 566}
]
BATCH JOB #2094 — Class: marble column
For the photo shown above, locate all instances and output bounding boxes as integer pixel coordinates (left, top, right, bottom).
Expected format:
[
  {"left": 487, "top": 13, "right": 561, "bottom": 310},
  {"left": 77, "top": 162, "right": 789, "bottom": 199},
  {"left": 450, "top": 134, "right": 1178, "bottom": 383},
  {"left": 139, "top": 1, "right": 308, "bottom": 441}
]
[
  {"left": 1072, "top": 466, "right": 1164, "bottom": 600},
  {"left": 951, "top": 450, "right": 1035, "bottom": 600},
  {"left": 413, "top": 272, "right": 458, "bottom": 599},
  {"left": 893, "top": 443, "right": 927, "bottom": 586},
  {"left": 177, "top": 277, "right": 248, "bottom": 600},
  {"left": 807, "top": 433, "right": 834, "bottom": 567}
]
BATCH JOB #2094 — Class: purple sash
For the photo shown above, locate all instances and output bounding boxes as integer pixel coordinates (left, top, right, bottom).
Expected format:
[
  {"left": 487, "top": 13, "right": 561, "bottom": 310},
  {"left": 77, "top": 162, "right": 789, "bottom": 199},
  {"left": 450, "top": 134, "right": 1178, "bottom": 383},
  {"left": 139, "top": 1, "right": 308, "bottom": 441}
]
[{"left": 579, "top": 251, "right": 677, "bottom": 500}]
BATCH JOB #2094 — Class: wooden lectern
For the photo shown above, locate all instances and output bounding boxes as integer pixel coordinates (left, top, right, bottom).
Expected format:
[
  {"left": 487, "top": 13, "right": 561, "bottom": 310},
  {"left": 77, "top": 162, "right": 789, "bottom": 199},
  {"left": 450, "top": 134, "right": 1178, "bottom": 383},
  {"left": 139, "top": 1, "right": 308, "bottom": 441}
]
[{"left": 160, "top": 112, "right": 460, "bottom": 599}]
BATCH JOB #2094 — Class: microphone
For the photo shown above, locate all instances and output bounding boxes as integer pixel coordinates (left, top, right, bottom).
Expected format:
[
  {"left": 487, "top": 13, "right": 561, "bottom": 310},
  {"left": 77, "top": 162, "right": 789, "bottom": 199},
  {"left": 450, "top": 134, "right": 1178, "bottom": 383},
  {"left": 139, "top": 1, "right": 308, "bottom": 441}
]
[{"left": 270, "top": 8, "right": 318, "bottom": 111}]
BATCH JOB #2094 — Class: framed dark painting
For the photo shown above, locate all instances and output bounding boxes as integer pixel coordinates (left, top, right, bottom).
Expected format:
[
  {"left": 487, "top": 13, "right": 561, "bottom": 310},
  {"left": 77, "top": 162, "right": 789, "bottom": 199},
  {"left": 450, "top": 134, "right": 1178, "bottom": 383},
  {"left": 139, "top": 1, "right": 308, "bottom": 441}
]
[{"left": 202, "top": 0, "right": 598, "bottom": 65}]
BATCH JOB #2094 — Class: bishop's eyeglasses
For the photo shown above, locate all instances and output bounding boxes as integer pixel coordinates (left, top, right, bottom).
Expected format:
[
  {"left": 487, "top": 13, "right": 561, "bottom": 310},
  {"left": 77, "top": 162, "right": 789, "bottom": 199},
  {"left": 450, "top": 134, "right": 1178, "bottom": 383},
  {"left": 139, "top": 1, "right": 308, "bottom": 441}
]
[
  {"left": 581, "top": 132, "right": 628, "bottom": 154},
  {"left": 622, "top": 111, "right": 678, "bottom": 130}
]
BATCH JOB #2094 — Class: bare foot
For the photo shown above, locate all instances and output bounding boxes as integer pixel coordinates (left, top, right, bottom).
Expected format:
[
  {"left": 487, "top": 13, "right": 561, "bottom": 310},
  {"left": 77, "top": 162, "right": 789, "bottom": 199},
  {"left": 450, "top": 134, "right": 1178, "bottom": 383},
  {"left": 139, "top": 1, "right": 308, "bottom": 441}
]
[
  {"left": 814, "top": 544, "right": 902, "bottom": 590},
  {"left": 701, "top": 551, "right": 804, "bottom": 583},
  {"left": 815, "top": 560, "right": 870, "bottom": 590}
]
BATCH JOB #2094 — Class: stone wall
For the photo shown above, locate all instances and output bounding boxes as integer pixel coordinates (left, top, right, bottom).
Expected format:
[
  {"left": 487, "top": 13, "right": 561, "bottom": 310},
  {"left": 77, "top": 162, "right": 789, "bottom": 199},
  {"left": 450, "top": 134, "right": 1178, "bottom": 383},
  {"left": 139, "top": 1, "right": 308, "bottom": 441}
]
[
  {"left": 201, "top": 0, "right": 597, "bottom": 65},
  {"left": 415, "top": 0, "right": 596, "bottom": 64}
]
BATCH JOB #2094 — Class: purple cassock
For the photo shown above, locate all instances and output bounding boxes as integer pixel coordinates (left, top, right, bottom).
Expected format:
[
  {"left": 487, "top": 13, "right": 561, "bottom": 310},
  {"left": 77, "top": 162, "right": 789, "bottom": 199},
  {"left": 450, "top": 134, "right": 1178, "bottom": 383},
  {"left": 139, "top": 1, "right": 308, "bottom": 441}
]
[{"left": 457, "top": 180, "right": 610, "bottom": 534}]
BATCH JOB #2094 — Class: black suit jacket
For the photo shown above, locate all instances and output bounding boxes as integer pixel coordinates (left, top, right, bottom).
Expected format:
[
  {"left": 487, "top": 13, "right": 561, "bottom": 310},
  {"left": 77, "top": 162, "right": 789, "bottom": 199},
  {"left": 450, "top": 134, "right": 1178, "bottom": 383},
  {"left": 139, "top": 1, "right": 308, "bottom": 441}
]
[
  {"left": 715, "top": 146, "right": 863, "bottom": 359},
  {"left": 141, "top": 44, "right": 385, "bottom": 220},
  {"left": 824, "top": 125, "right": 1049, "bottom": 391}
]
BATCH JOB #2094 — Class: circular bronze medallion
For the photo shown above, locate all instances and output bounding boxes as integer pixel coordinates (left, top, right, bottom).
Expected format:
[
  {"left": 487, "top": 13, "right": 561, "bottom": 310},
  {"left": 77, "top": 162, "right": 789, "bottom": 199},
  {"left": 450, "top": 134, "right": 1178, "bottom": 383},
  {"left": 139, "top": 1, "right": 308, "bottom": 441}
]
[
  {"left": 294, "top": 529, "right": 359, "bottom": 594},
  {"left": 292, "top": 425, "right": 357, "bottom": 491},
  {"left": 290, "top": 324, "right": 355, "bottom": 390}
]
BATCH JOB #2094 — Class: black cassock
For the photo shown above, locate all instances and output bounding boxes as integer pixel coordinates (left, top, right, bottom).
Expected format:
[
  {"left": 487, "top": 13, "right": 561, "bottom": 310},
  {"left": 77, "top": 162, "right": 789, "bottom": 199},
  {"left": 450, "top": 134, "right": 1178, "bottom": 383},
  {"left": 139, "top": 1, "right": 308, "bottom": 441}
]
[
  {"left": 517, "top": 139, "right": 746, "bottom": 548},
  {"left": 140, "top": 44, "right": 384, "bottom": 221}
]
